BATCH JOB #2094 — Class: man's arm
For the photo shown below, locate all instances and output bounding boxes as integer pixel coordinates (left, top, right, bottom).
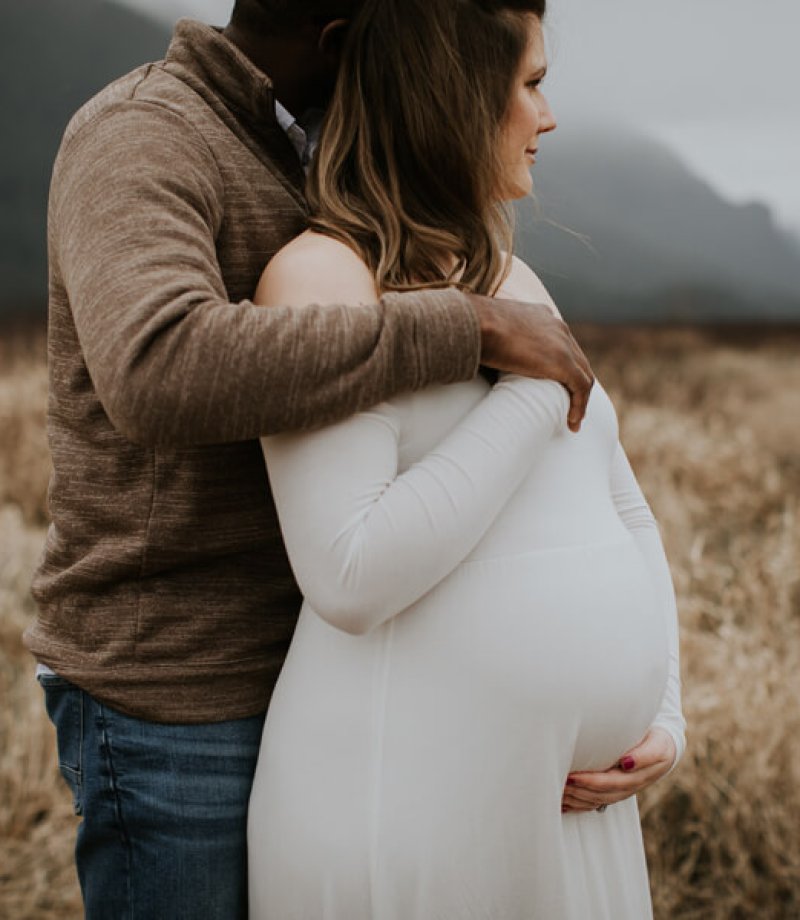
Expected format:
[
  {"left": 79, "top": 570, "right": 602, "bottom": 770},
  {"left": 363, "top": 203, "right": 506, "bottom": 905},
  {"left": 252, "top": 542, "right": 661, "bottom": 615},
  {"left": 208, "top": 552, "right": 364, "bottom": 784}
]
[
  {"left": 52, "top": 102, "right": 591, "bottom": 447},
  {"left": 51, "top": 101, "right": 481, "bottom": 446},
  {"left": 608, "top": 443, "right": 685, "bottom": 765}
]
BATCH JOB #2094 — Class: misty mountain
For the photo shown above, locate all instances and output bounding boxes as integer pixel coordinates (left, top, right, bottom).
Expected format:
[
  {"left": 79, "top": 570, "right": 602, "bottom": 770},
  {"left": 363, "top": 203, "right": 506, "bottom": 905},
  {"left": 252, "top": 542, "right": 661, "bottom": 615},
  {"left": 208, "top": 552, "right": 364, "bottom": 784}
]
[
  {"left": 516, "top": 124, "right": 800, "bottom": 322},
  {"left": 0, "top": 0, "right": 170, "bottom": 315},
  {"left": 2, "top": 0, "right": 798, "bottom": 323}
]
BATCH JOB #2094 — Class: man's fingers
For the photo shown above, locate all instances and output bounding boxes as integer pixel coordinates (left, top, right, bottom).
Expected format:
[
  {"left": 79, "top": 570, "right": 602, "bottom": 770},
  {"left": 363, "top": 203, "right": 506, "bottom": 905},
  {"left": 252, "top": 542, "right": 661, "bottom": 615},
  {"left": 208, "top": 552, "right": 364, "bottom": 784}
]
[
  {"left": 557, "top": 324, "right": 594, "bottom": 432},
  {"left": 565, "top": 325, "right": 594, "bottom": 376},
  {"left": 471, "top": 296, "right": 595, "bottom": 429},
  {"left": 566, "top": 369, "right": 594, "bottom": 433}
]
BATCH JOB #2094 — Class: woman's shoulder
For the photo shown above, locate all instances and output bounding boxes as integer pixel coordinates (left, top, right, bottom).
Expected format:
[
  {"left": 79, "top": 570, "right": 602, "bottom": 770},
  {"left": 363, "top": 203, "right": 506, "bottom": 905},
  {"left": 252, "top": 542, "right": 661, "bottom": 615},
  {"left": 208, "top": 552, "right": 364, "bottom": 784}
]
[
  {"left": 254, "top": 230, "right": 378, "bottom": 308},
  {"left": 497, "top": 254, "right": 561, "bottom": 319}
]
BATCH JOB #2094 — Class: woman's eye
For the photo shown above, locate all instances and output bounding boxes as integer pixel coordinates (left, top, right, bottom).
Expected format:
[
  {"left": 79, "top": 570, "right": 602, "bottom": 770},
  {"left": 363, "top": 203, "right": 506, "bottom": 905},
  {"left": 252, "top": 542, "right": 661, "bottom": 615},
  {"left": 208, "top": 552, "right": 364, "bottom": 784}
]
[{"left": 526, "top": 80, "right": 542, "bottom": 92}]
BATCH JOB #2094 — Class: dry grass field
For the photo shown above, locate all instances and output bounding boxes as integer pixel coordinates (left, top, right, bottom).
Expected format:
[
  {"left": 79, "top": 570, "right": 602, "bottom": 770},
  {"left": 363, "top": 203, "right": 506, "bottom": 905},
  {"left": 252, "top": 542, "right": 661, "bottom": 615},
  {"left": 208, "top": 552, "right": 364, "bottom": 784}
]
[{"left": 1, "top": 321, "right": 799, "bottom": 919}]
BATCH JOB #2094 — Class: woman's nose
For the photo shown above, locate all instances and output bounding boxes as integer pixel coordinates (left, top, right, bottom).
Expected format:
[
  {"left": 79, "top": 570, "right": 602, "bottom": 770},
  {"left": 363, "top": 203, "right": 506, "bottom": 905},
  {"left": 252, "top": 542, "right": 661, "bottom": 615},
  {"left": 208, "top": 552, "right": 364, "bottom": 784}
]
[{"left": 539, "top": 96, "right": 557, "bottom": 134}]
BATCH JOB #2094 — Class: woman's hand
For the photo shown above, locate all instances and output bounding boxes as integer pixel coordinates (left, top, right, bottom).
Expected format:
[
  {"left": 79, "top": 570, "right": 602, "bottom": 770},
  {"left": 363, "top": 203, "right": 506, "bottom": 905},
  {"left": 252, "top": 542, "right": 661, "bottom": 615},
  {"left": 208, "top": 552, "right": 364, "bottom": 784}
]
[{"left": 561, "top": 727, "right": 677, "bottom": 814}]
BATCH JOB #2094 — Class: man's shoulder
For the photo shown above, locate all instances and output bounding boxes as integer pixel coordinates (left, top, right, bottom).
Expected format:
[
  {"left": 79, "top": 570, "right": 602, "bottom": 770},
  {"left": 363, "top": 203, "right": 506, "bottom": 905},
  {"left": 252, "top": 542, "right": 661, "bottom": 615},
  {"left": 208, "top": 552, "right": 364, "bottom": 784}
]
[
  {"left": 61, "top": 60, "right": 204, "bottom": 154},
  {"left": 63, "top": 65, "right": 146, "bottom": 143},
  {"left": 49, "top": 61, "right": 226, "bottom": 227}
]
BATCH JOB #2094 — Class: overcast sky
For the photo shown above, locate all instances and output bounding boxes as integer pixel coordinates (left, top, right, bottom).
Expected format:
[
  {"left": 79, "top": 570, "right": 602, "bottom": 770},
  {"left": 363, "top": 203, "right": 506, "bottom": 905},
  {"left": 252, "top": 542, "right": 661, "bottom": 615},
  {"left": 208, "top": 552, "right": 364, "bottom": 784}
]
[{"left": 117, "top": 0, "right": 800, "bottom": 235}]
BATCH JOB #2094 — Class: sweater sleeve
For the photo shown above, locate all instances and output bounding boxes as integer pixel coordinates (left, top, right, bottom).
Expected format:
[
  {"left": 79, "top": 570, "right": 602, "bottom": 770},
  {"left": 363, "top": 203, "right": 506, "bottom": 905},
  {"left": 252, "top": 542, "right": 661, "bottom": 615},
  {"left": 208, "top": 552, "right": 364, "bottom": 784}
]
[
  {"left": 50, "top": 102, "right": 480, "bottom": 447},
  {"left": 261, "top": 376, "right": 569, "bottom": 635},
  {"left": 609, "top": 443, "right": 687, "bottom": 769}
]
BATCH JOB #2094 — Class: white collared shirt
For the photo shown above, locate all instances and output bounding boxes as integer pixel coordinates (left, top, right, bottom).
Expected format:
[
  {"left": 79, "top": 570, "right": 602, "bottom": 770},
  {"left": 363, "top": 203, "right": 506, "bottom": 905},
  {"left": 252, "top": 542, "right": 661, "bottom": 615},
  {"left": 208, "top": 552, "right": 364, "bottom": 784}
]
[{"left": 274, "top": 100, "right": 323, "bottom": 172}]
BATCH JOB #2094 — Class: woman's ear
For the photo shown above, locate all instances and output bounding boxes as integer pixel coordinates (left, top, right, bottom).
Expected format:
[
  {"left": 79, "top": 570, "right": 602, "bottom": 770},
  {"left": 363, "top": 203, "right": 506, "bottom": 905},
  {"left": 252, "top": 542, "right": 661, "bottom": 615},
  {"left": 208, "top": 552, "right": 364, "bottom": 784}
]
[{"left": 318, "top": 18, "right": 349, "bottom": 61}]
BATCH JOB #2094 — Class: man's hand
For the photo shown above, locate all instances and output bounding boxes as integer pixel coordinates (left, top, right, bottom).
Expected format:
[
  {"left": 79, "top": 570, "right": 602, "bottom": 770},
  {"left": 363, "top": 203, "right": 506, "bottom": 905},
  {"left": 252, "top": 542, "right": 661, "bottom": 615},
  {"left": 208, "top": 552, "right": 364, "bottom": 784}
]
[{"left": 469, "top": 295, "right": 594, "bottom": 433}]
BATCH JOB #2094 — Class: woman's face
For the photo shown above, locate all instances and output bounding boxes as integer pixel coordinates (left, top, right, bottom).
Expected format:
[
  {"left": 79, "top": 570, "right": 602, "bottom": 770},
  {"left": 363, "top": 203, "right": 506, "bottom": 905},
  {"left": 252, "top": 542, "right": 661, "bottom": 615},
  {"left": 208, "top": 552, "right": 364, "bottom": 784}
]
[{"left": 497, "top": 16, "right": 556, "bottom": 200}]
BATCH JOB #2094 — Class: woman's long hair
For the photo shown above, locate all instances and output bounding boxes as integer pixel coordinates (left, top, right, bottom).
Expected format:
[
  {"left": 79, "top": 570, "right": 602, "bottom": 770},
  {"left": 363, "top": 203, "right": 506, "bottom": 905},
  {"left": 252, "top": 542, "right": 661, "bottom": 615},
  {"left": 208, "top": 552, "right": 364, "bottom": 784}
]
[{"left": 307, "top": 0, "right": 547, "bottom": 295}]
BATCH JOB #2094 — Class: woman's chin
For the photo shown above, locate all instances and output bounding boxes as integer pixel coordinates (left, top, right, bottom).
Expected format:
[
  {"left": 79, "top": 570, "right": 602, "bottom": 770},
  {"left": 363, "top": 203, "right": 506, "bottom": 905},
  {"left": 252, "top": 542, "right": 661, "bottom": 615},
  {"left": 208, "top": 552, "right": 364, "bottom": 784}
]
[{"left": 499, "top": 172, "right": 534, "bottom": 201}]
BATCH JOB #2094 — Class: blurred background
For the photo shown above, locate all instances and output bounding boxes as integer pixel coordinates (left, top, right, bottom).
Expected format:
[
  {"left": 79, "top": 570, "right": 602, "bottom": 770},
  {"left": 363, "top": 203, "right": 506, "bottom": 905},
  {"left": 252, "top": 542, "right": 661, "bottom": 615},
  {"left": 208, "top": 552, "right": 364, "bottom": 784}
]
[
  {"left": 3, "top": 0, "right": 800, "bottom": 322},
  {"left": 1, "top": 1, "right": 798, "bottom": 917}
]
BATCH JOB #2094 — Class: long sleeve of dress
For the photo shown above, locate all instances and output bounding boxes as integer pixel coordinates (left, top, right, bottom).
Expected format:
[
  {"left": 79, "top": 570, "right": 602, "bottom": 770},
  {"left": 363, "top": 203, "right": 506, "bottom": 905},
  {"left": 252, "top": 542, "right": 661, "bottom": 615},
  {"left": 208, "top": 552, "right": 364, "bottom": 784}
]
[
  {"left": 609, "top": 443, "right": 687, "bottom": 768},
  {"left": 262, "top": 376, "right": 569, "bottom": 636}
]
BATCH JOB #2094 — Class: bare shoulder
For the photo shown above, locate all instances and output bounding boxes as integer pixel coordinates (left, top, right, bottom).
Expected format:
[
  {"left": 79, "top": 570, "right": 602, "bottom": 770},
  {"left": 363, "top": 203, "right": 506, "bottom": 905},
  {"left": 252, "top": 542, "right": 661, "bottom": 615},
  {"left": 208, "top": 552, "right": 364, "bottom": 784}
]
[
  {"left": 497, "top": 254, "right": 561, "bottom": 318},
  {"left": 254, "top": 230, "right": 378, "bottom": 308}
]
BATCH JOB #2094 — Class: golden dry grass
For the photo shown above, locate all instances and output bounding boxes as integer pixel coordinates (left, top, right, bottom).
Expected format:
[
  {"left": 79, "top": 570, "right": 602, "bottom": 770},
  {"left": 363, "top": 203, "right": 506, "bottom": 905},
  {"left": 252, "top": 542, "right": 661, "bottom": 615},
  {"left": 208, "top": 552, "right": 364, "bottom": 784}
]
[
  {"left": 0, "top": 325, "right": 83, "bottom": 918},
  {"left": 578, "top": 326, "right": 800, "bottom": 919},
  {"left": 1, "top": 322, "right": 799, "bottom": 919}
]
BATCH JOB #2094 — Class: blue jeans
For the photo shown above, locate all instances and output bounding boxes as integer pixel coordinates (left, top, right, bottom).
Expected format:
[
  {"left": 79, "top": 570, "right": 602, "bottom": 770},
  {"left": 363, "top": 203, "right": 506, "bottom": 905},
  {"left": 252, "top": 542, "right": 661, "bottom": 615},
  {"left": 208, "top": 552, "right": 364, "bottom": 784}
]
[{"left": 39, "top": 673, "right": 266, "bottom": 920}]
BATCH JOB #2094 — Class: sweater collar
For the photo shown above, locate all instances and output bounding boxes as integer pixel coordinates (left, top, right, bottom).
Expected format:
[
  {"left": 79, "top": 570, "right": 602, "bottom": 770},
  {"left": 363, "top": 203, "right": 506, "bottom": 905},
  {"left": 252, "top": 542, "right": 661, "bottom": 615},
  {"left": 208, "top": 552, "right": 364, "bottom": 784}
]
[{"left": 164, "top": 19, "right": 278, "bottom": 127}]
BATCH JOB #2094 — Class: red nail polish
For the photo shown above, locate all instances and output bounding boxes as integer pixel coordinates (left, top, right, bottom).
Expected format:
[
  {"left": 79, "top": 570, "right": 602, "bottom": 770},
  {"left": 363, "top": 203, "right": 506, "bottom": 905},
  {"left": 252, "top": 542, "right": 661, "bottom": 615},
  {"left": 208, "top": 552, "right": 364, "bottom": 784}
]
[
  {"left": 566, "top": 778, "right": 575, "bottom": 786},
  {"left": 620, "top": 756, "right": 636, "bottom": 771}
]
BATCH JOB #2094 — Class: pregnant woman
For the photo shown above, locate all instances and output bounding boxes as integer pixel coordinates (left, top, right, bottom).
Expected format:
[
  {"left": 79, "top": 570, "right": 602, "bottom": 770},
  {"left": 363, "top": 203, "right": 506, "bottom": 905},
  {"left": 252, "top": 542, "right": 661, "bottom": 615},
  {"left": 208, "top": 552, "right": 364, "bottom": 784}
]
[{"left": 248, "top": 0, "right": 686, "bottom": 916}]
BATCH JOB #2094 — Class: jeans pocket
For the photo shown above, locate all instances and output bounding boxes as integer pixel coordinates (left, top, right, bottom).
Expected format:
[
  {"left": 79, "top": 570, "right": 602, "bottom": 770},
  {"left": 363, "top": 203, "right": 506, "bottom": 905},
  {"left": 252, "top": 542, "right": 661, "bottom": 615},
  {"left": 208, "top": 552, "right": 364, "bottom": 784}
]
[{"left": 39, "top": 674, "right": 84, "bottom": 815}]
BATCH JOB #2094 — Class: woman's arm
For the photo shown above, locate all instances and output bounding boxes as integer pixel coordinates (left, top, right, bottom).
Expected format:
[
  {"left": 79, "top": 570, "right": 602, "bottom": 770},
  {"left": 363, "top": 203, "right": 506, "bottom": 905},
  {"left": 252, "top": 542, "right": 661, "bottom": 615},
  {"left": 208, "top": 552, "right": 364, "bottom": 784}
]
[
  {"left": 260, "top": 239, "right": 569, "bottom": 634},
  {"left": 609, "top": 443, "right": 686, "bottom": 767},
  {"left": 505, "top": 255, "right": 685, "bottom": 758},
  {"left": 562, "top": 443, "right": 686, "bottom": 812},
  {"left": 264, "top": 377, "right": 567, "bottom": 634}
]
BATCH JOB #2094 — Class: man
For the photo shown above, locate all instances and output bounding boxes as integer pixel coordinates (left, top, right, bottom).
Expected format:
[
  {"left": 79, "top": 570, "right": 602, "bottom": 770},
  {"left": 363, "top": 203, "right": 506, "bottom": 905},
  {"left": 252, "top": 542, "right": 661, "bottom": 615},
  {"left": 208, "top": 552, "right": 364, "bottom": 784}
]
[{"left": 26, "top": 0, "right": 594, "bottom": 916}]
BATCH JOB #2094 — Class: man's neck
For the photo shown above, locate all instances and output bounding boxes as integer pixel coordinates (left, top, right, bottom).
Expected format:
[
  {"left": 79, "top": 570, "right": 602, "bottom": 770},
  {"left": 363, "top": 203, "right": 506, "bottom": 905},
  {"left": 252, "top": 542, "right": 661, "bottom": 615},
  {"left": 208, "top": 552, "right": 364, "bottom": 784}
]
[{"left": 222, "top": 24, "right": 323, "bottom": 116}]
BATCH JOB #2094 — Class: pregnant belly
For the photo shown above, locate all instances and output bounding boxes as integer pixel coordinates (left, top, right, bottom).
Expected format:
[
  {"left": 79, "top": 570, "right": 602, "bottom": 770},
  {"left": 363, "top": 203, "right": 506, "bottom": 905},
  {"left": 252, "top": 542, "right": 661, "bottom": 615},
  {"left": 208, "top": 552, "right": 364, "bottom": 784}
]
[{"left": 390, "top": 536, "right": 670, "bottom": 773}]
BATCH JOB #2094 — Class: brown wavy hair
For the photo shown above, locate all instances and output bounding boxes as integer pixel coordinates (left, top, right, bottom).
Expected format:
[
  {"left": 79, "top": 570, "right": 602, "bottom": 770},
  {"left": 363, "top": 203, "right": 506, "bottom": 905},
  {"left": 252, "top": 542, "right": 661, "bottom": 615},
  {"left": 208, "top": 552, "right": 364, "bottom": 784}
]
[{"left": 307, "top": 0, "right": 547, "bottom": 295}]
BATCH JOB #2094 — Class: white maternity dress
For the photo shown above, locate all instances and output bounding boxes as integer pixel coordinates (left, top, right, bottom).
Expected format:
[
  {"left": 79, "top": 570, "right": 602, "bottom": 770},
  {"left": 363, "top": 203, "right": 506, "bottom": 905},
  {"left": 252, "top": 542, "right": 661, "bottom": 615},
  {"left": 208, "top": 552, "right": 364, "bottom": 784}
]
[{"left": 248, "top": 372, "right": 685, "bottom": 920}]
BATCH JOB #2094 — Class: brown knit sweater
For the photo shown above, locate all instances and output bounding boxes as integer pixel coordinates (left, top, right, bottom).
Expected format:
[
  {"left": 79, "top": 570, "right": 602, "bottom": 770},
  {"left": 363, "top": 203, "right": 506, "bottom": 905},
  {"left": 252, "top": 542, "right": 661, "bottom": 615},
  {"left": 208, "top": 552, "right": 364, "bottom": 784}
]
[{"left": 25, "top": 20, "right": 481, "bottom": 723}]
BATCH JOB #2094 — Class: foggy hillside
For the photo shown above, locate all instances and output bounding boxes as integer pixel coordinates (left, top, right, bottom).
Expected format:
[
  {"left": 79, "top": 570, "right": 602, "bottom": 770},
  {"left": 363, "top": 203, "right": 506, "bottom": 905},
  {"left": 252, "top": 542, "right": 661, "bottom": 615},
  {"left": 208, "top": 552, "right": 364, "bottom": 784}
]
[
  {"left": 2, "top": 0, "right": 798, "bottom": 322},
  {"left": 517, "top": 124, "right": 800, "bottom": 322},
  {"left": 0, "top": 0, "right": 170, "bottom": 315}
]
